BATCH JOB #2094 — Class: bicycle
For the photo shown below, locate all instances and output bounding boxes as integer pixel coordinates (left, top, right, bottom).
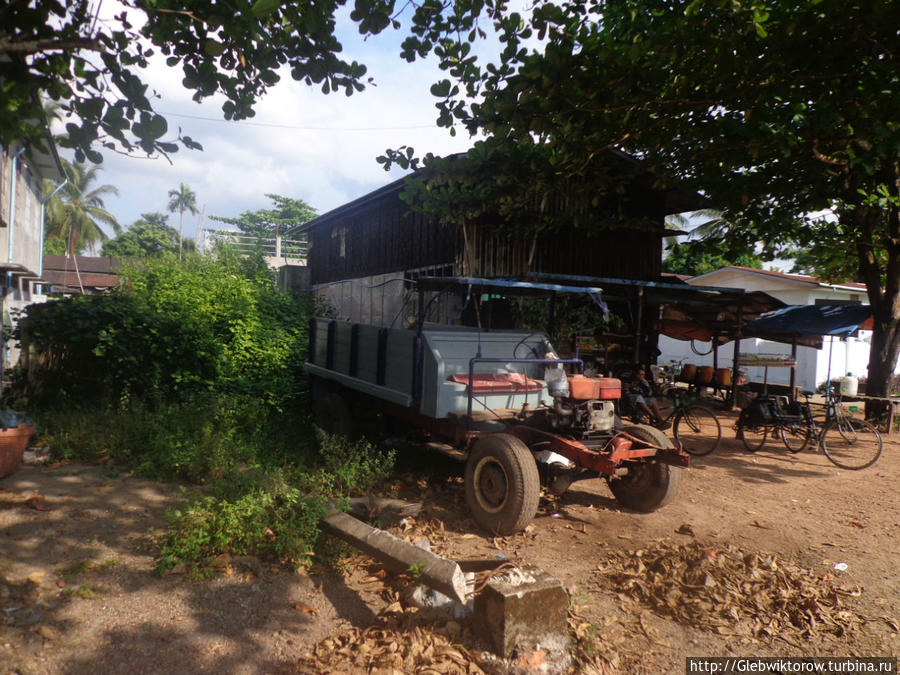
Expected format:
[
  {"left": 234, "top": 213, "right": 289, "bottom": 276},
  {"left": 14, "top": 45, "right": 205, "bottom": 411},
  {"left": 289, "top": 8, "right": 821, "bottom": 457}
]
[
  {"left": 622, "top": 384, "right": 722, "bottom": 456},
  {"left": 736, "top": 386, "right": 883, "bottom": 470},
  {"left": 736, "top": 394, "right": 810, "bottom": 454}
]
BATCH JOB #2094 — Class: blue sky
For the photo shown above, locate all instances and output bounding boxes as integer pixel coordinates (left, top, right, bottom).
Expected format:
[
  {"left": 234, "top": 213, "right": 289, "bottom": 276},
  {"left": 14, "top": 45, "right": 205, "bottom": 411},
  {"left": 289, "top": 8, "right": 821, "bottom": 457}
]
[{"left": 78, "top": 6, "right": 481, "bottom": 239}]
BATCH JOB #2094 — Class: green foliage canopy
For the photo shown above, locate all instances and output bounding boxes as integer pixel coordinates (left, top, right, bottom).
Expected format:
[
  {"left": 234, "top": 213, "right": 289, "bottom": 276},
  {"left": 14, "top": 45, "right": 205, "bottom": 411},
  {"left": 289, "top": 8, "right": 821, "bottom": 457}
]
[
  {"left": 0, "top": 0, "right": 387, "bottom": 161},
  {"left": 383, "top": 0, "right": 900, "bottom": 397},
  {"left": 210, "top": 194, "right": 317, "bottom": 238},
  {"left": 101, "top": 213, "right": 192, "bottom": 258},
  {"left": 663, "top": 243, "right": 762, "bottom": 278},
  {"left": 2, "top": 0, "right": 510, "bottom": 163}
]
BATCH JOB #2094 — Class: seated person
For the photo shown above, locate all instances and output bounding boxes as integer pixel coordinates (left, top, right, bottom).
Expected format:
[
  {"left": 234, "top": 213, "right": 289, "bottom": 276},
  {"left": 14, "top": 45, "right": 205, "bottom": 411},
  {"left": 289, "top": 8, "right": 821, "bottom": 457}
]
[{"left": 629, "top": 366, "right": 670, "bottom": 430}]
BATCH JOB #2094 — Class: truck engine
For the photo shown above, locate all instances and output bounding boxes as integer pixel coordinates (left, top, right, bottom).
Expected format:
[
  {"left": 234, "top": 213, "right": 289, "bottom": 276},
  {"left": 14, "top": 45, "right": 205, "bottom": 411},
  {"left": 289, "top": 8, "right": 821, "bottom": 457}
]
[{"left": 545, "top": 374, "right": 621, "bottom": 436}]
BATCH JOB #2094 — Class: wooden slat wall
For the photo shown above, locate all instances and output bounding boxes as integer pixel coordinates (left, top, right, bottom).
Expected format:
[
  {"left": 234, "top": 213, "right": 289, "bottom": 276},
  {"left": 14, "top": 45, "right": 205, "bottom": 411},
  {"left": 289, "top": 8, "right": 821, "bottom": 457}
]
[
  {"left": 456, "top": 222, "right": 662, "bottom": 281},
  {"left": 309, "top": 190, "right": 664, "bottom": 285},
  {"left": 310, "top": 193, "right": 458, "bottom": 285}
]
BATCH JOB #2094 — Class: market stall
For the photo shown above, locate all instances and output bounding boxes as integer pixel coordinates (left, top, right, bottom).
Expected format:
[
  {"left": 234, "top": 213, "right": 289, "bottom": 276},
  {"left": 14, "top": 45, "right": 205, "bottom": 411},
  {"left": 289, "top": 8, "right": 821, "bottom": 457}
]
[{"left": 741, "top": 304, "right": 900, "bottom": 433}]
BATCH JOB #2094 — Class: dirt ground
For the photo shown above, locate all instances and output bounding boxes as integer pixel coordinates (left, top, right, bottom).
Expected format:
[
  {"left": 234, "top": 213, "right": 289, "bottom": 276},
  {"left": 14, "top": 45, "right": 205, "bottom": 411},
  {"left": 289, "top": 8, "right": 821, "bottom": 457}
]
[{"left": 1, "top": 409, "right": 898, "bottom": 674}]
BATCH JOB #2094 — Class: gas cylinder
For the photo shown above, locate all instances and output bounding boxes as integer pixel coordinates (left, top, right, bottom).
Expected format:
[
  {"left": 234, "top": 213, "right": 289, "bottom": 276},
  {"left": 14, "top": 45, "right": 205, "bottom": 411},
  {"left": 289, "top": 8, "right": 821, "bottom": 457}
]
[{"left": 839, "top": 373, "right": 858, "bottom": 397}]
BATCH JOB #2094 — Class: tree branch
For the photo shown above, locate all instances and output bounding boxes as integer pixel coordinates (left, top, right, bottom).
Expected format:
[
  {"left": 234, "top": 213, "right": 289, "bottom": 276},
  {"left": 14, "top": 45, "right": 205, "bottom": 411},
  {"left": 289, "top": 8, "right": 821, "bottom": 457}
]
[
  {"left": 141, "top": 7, "right": 204, "bottom": 25},
  {"left": 811, "top": 139, "right": 848, "bottom": 167},
  {"left": 0, "top": 37, "right": 104, "bottom": 56}
]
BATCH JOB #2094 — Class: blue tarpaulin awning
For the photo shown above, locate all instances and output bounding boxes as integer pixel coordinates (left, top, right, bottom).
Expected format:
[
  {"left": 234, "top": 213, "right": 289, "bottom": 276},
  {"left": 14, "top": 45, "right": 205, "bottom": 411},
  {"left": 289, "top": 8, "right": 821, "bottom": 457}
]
[{"left": 745, "top": 304, "right": 872, "bottom": 345}]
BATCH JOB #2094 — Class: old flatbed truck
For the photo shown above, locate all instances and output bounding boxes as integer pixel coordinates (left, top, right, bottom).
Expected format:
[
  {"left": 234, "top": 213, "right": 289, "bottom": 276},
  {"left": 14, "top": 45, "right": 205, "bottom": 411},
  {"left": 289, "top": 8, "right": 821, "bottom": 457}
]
[{"left": 307, "top": 277, "right": 689, "bottom": 535}]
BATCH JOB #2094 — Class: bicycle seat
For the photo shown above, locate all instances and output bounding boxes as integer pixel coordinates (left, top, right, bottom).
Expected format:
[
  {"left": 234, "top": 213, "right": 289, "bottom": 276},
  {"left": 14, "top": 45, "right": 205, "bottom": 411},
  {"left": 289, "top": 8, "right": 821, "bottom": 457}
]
[{"left": 801, "top": 390, "right": 814, "bottom": 397}]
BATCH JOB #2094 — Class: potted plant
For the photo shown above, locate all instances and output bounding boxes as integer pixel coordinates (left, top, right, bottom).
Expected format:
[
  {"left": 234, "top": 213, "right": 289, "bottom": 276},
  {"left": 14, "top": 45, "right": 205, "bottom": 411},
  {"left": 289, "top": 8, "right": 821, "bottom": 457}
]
[{"left": 0, "top": 410, "right": 36, "bottom": 479}]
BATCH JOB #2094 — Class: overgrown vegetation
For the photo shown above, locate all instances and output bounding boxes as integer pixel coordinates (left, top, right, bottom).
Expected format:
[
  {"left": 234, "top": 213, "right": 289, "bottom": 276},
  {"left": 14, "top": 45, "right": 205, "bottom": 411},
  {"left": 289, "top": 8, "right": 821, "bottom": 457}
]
[
  {"left": 11, "top": 251, "right": 395, "bottom": 573},
  {"left": 157, "top": 432, "right": 394, "bottom": 576},
  {"left": 16, "top": 249, "right": 306, "bottom": 416}
]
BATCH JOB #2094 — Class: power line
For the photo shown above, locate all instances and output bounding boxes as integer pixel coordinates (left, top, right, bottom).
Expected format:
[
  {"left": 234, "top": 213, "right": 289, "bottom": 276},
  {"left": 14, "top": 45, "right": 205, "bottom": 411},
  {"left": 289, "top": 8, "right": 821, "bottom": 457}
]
[{"left": 159, "top": 109, "right": 440, "bottom": 131}]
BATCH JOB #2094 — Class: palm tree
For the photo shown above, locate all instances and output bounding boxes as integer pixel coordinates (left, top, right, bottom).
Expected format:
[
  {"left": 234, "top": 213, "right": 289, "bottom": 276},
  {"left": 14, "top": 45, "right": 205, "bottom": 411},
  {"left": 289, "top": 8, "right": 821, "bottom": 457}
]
[
  {"left": 44, "top": 159, "right": 120, "bottom": 256},
  {"left": 167, "top": 183, "right": 198, "bottom": 260},
  {"left": 42, "top": 159, "right": 120, "bottom": 293},
  {"left": 663, "top": 209, "right": 727, "bottom": 251}
]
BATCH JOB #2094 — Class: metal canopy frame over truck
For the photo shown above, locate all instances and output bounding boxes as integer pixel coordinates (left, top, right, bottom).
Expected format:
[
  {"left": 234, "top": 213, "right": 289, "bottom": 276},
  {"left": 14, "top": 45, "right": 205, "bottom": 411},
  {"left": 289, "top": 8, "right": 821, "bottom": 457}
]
[{"left": 307, "top": 276, "right": 691, "bottom": 535}]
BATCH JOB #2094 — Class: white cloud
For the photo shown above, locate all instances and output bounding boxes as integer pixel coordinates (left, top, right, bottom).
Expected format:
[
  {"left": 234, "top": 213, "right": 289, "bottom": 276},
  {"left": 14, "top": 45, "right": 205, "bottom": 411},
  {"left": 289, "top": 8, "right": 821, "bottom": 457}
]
[
  {"left": 64, "top": 0, "right": 553, "bottom": 239},
  {"left": 89, "top": 17, "right": 476, "bottom": 237}
]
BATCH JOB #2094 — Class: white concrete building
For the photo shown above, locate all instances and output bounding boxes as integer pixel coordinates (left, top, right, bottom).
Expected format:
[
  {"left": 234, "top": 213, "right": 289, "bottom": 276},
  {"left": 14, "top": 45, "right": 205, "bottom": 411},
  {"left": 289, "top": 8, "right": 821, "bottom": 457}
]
[{"left": 657, "top": 266, "right": 873, "bottom": 392}]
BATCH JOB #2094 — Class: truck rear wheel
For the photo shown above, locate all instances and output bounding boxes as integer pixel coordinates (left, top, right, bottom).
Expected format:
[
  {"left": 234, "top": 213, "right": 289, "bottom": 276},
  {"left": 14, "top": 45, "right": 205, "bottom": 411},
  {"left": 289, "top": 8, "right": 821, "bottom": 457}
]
[
  {"left": 313, "top": 390, "right": 356, "bottom": 437},
  {"left": 465, "top": 434, "right": 540, "bottom": 536},
  {"left": 607, "top": 425, "right": 682, "bottom": 512}
]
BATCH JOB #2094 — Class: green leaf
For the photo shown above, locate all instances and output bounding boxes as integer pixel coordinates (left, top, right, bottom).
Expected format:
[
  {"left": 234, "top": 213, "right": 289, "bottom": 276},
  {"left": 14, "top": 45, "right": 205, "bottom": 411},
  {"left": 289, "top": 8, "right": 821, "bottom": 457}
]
[
  {"left": 430, "top": 79, "right": 452, "bottom": 97},
  {"left": 251, "top": 0, "right": 281, "bottom": 18},
  {"left": 204, "top": 40, "right": 225, "bottom": 57}
]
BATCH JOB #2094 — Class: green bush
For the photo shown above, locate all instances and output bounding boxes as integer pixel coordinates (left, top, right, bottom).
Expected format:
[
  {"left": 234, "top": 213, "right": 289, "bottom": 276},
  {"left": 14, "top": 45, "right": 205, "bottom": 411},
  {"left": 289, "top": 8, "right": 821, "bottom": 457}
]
[
  {"left": 157, "top": 434, "right": 395, "bottom": 576},
  {"left": 33, "top": 391, "right": 314, "bottom": 482},
  {"left": 313, "top": 428, "right": 396, "bottom": 495},
  {"left": 157, "top": 470, "right": 326, "bottom": 576},
  {"left": 15, "top": 250, "right": 309, "bottom": 410},
  {"left": 13, "top": 250, "right": 314, "bottom": 480}
]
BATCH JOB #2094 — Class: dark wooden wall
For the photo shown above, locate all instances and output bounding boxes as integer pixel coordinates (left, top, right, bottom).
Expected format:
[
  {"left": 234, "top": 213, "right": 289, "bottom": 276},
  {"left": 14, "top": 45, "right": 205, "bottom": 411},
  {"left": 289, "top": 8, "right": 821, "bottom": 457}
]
[
  {"left": 307, "top": 181, "right": 666, "bottom": 285},
  {"left": 457, "top": 221, "right": 661, "bottom": 281},
  {"left": 308, "top": 189, "right": 457, "bottom": 284}
]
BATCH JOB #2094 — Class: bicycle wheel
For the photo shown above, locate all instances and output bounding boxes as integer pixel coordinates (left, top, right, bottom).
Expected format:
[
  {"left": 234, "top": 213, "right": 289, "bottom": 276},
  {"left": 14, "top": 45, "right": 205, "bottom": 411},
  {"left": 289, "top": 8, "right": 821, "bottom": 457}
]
[
  {"left": 738, "top": 410, "right": 767, "bottom": 452},
  {"left": 673, "top": 405, "right": 722, "bottom": 456},
  {"left": 821, "top": 417, "right": 883, "bottom": 470},
  {"left": 779, "top": 419, "right": 814, "bottom": 453}
]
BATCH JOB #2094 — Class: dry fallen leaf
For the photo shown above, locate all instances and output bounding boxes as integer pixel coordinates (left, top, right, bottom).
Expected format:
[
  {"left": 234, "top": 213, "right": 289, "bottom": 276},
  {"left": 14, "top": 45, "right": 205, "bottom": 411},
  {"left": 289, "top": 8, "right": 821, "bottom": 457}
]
[
  {"left": 208, "top": 553, "right": 231, "bottom": 569},
  {"left": 27, "top": 493, "right": 51, "bottom": 511},
  {"left": 361, "top": 569, "right": 388, "bottom": 583},
  {"left": 595, "top": 540, "right": 865, "bottom": 642},
  {"left": 295, "top": 602, "right": 320, "bottom": 616}
]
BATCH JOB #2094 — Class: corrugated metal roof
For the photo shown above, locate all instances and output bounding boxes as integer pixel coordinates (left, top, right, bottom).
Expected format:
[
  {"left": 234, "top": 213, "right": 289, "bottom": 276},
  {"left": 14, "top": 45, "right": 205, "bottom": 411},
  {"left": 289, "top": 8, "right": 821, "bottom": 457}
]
[{"left": 691, "top": 266, "right": 867, "bottom": 292}]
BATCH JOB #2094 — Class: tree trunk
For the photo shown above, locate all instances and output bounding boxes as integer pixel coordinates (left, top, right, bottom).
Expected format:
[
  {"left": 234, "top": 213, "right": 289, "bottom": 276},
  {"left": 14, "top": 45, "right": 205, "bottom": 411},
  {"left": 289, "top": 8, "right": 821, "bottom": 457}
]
[
  {"left": 866, "top": 316, "right": 900, "bottom": 398},
  {"left": 854, "top": 193, "right": 900, "bottom": 420},
  {"left": 178, "top": 208, "right": 184, "bottom": 262},
  {"left": 67, "top": 222, "right": 85, "bottom": 295}
]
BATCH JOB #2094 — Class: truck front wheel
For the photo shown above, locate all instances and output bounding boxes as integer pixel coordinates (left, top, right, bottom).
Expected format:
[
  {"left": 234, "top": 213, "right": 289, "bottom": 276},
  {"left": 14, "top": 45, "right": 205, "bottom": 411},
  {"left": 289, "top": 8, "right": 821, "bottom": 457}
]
[
  {"left": 465, "top": 434, "right": 540, "bottom": 536},
  {"left": 607, "top": 425, "right": 682, "bottom": 512}
]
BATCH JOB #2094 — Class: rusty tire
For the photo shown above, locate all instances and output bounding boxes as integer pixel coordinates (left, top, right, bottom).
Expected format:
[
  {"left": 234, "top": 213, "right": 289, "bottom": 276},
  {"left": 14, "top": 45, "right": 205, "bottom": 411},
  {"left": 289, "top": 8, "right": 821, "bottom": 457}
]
[
  {"left": 313, "top": 390, "right": 356, "bottom": 438},
  {"left": 607, "top": 425, "right": 682, "bottom": 512},
  {"left": 464, "top": 433, "right": 540, "bottom": 536}
]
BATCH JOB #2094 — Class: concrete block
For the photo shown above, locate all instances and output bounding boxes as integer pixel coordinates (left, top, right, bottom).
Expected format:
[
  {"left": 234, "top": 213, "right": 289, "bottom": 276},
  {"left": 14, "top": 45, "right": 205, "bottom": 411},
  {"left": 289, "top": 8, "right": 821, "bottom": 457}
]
[{"left": 473, "top": 566, "right": 570, "bottom": 658}]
